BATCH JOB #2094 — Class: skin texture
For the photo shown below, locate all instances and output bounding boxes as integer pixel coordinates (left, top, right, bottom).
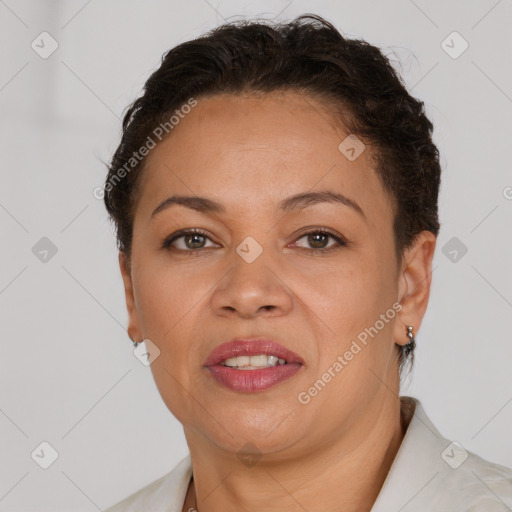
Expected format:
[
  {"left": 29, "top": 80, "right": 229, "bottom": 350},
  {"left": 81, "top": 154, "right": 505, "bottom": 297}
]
[{"left": 119, "top": 91, "right": 436, "bottom": 512}]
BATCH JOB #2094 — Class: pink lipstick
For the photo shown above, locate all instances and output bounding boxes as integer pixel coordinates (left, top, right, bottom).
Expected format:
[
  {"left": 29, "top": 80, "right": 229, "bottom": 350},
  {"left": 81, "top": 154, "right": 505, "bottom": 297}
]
[{"left": 203, "top": 338, "right": 304, "bottom": 392}]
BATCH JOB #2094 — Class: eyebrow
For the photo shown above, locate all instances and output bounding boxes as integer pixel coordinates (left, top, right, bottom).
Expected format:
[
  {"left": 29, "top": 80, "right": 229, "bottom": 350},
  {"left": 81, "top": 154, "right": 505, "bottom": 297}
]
[{"left": 151, "top": 190, "right": 365, "bottom": 219}]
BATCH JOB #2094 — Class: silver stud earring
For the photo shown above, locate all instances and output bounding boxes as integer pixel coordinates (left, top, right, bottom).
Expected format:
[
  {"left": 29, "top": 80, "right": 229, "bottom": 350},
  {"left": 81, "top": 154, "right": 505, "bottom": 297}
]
[{"left": 404, "top": 325, "right": 416, "bottom": 355}]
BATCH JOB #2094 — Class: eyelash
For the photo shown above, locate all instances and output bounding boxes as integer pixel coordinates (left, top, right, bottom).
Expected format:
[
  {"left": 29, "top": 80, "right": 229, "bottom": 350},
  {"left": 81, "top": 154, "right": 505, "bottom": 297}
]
[{"left": 161, "top": 227, "right": 348, "bottom": 255}]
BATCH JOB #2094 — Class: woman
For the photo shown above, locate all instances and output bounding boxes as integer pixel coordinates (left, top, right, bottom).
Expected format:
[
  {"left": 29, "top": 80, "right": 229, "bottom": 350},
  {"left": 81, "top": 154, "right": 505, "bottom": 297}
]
[{"left": 103, "top": 14, "right": 512, "bottom": 512}]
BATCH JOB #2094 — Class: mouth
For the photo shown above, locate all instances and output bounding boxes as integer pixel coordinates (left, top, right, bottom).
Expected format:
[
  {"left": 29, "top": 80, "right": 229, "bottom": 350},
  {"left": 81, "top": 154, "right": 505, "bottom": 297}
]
[
  {"left": 203, "top": 338, "right": 305, "bottom": 368},
  {"left": 203, "top": 338, "right": 304, "bottom": 392}
]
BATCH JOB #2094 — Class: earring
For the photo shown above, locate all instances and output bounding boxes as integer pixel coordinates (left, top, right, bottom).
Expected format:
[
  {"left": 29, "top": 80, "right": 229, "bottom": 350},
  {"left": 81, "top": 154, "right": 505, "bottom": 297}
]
[
  {"left": 130, "top": 336, "right": 139, "bottom": 348},
  {"left": 404, "top": 325, "right": 416, "bottom": 356}
]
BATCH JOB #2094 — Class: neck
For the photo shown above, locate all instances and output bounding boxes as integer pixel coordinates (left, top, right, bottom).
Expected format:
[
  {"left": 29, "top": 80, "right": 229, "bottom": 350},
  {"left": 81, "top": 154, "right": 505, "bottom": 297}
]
[{"left": 183, "top": 394, "right": 410, "bottom": 512}]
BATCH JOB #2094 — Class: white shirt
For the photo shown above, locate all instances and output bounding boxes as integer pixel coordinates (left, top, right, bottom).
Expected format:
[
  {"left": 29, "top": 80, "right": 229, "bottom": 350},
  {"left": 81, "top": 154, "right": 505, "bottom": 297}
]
[{"left": 105, "top": 396, "right": 512, "bottom": 511}]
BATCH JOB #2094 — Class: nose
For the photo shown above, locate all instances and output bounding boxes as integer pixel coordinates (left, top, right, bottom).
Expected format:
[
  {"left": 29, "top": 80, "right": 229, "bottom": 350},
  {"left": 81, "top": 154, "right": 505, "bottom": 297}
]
[{"left": 211, "top": 248, "right": 294, "bottom": 319}]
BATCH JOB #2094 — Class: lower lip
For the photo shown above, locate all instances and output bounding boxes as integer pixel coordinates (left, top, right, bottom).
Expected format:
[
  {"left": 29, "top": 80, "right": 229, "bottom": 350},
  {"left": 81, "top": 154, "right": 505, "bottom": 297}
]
[{"left": 206, "top": 364, "right": 303, "bottom": 392}]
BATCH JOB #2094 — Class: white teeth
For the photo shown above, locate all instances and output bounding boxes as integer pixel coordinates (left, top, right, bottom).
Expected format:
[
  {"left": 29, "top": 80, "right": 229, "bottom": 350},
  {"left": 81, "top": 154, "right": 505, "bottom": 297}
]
[
  {"left": 267, "top": 356, "right": 279, "bottom": 365},
  {"left": 249, "top": 355, "right": 269, "bottom": 367},
  {"left": 223, "top": 356, "right": 250, "bottom": 367},
  {"left": 221, "top": 354, "right": 287, "bottom": 368}
]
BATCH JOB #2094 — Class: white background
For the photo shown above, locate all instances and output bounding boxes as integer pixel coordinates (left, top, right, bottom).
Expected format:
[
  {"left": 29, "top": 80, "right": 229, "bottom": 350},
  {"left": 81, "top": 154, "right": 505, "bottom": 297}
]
[{"left": 0, "top": 0, "right": 511, "bottom": 510}]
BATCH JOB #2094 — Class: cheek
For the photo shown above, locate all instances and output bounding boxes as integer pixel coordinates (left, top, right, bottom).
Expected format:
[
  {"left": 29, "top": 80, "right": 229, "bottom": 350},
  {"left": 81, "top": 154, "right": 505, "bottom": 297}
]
[
  {"left": 132, "top": 259, "right": 214, "bottom": 383},
  {"left": 308, "top": 263, "right": 382, "bottom": 326},
  {"left": 308, "top": 259, "right": 397, "bottom": 365},
  {"left": 305, "top": 275, "right": 397, "bottom": 418},
  {"left": 133, "top": 263, "right": 208, "bottom": 420},
  {"left": 132, "top": 257, "right": 206, "bottom": 338}
]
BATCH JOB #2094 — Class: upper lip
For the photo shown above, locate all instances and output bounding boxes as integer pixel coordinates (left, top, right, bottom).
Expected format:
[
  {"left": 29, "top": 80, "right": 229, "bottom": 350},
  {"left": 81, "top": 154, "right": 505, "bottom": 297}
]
[{"left": 203, "top": 338, "right": 305, "bottom": 367}]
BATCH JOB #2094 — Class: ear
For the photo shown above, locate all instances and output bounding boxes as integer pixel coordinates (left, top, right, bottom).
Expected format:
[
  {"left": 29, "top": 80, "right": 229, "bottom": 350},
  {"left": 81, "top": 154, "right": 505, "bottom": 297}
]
[
  {"left": 394, "top": 231, "right": 437, "bottom": 347},
  {"left": 119, "top": 251, "right": 143, "bottom": 343}
]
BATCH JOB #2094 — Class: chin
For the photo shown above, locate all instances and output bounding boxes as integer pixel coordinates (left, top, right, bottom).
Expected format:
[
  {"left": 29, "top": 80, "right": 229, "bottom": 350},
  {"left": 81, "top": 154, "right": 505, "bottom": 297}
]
[{"left": 192, "top": 410, "right": 305, "bottom": 456}]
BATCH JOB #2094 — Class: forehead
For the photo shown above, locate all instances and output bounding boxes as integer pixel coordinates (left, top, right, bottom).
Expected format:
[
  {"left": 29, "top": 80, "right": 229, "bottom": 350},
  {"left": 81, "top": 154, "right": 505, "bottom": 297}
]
[{"left": 136, "top": 91, "right": 393, "bottom": 224}]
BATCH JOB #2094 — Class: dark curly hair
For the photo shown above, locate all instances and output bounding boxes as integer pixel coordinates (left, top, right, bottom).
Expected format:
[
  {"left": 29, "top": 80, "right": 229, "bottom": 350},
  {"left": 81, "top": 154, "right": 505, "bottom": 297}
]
[{"left": 103, "top": 13, "right": 441, "bottom": 378}]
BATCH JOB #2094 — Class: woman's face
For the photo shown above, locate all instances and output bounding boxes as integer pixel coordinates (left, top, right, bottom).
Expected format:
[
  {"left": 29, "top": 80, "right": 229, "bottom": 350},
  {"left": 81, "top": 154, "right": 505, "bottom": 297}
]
[{"left": 120, "top": 91, "right": 427, "bottom": 457}]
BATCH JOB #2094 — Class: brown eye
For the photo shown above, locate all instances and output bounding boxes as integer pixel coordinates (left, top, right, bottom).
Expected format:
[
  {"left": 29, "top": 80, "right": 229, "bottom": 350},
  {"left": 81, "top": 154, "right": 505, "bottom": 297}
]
[
  {"left": 293, "top": 229, "right": 347, "bottom": 252},
  {"left": 307, "top": 232, "right": 329, "bottom": 249},
  {"left": 183, "top": 233, "right": 207, "bottom": 249},
  {"left": 162, "top": 229, "right": 216, "bottom": 251}
]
